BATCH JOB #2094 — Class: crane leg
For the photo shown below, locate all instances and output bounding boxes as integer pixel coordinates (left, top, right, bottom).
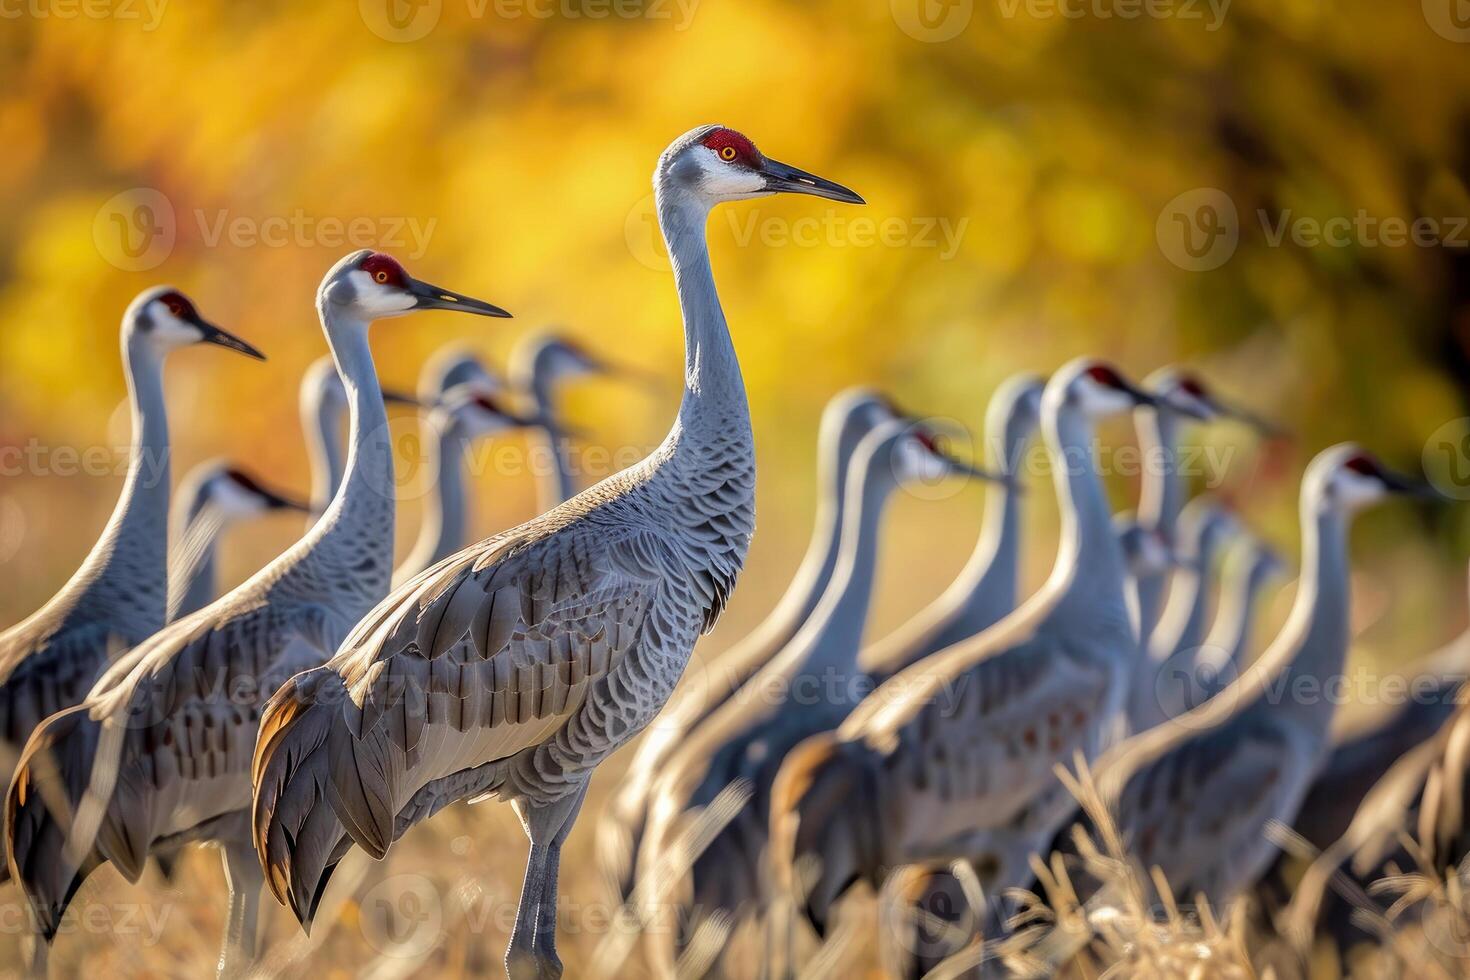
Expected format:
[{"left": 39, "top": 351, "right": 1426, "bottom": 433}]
[
  {"left": 506, "top": 783, "right": 589, "bottom": 980},
  {"left": 217, "top": 840, "right": 263, "bottom": 979}
]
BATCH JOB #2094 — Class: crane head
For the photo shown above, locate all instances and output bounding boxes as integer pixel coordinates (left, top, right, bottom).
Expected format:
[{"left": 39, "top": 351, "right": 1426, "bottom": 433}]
[
  {"left": 1147, "top": 367, "right": 1285, "bottom": 437},
  {"left": 419, "top": 345, "right": 502, "bottom": 403},
  {"left": 1311, "top": 445, "right": 1441, "bottom": 512},
  {"left": 321, "top": 250, "right": 513, "bottom": 322},
  {"left": 434, "top": 386, "right": 538, "bottom": 440},
  {"left": 660, "top": 125, "right": 864, "bottom": 206},
  {"left": 1047, "top": 357, "right": 1161, "bottom": 421},
  {"left": 216, "top": 466, "right": 310, "bottom": 515},
  {"left": 126, "top": 286, "right": 265, "bottom": 360}
]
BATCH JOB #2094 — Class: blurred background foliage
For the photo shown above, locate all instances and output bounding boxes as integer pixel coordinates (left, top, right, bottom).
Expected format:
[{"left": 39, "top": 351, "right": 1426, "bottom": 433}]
[{"left": 0, "top": 1, "right": 1469, "bottom": 973}]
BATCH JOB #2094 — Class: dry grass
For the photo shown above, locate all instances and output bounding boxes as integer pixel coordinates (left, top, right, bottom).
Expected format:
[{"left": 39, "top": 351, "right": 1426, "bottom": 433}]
[{"left": 5, "top": 757, "right": 1470, "bottom": 979}]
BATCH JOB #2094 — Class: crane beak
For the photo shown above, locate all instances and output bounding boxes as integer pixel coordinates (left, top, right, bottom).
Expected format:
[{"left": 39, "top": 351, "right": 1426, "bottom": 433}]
[
  {"left": 196, "top": 319, "right": 266, "bottom": 361},
  {"left": 1379, "top": 467, "right": 1443, "bottom": 500},
  {"left": 1118, "top": 378, "right": 1165, "bottom": 410},
  {"left": 760, "top": 158, "right": 866, "bottom": 205},
  {"left": 259, "top": 484, "right": 311, "bottom": 513},
  {"left": 1211, "top": 395, "right": 1290, "bottom": 440},
  {"left": 380, "top": 389, "right": 421, "bottom": 408},
  {"left": 406, "top": 277, "right": 512, "bottom": 318},
  {"left": 944, "top": 455, "right": 1015, "bottom": 489}
]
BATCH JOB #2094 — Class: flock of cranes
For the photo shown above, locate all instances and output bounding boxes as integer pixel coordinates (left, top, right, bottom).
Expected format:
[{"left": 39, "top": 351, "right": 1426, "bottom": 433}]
[{"left": 0, "top": 123, "right": 1463, "bottom": 980}]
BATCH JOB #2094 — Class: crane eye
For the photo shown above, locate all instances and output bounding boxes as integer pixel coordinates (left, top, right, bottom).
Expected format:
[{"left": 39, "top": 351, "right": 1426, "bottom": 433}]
[
  {"left": 374, "top": 270, "right": 390, "bottom": 284},
  {"left": 719, "top": 145, "right": 738, "bottom": 162}
]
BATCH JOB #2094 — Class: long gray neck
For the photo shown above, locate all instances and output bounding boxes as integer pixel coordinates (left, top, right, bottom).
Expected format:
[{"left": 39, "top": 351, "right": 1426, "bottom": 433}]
[
  {"left": 305, "top": 393, "right": 345, "bottom": 518},
  {"left": 762, "top": 415, "right": 862, "bottom": 633},
  {"left": 1262, "top": 503, "right": 1351, "bottom": 737},
  {"left": 1204, "top": 555, "right": 1273, "bottom": 665},
  {"left": 1044, "top": 410, "right": 1130, "bottom": 628},
  {"left": 658, "top": 186, "right": 749, "bottom": 440},
  {"left": 80, "top": 333, "right": 172, "bottom": 630},
  {"left": 1134, "top": 408, "right": 1181, "bottom": 640},
  {"left": 167, "top": 500, "right": 227, "bottom": 621},
  {"left": 401, "top": 418, "right": 469, "bottom": 574},
  {"left": 647, "top": 175, "right": 755, "bottom": 623},
  {"left": 527, "top": 375, "right": 576, "bottom": 510},
  {"left": 1150, "top": 522, "right": 1228, "bottom": 661},
  {"left": 782, "top": 439, "right": 902, "bottom": 679},
  {"left": 928, "top": 438, "right": 1028, "bottom": 644},
  {"left": 282, "top": 306, "right": 395, "bottom": 612}
]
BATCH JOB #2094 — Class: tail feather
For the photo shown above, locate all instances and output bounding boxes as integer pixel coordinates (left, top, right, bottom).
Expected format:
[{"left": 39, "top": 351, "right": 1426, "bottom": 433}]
[
  {"left": 254, "top": 666, "right": 395, "bottom": 930},
  {"left": 4, "top": 706, "right": 106, "bottom": 940}
]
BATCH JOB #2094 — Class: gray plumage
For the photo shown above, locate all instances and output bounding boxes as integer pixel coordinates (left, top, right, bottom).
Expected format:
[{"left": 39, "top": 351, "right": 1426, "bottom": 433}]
[
  {"left": 596, "top": 387, "right": 902, "bottom": 905},
  {"left": 636, "top": 418, "right": 998, "bottom": 976},
  {"left": 1092, "top": 445, "right": 1434, "bottom": 908},
  {"left": 300, "top": 356, "right": 351, "bottom": 519},
  {"left": 4, "top": 251, "right": 505, "bottom": 977},
  {"left": 768, "top": 358, "right": 1163, "bottom": 939},
  {"left": 1128, "top": 498, "right": 1240, "bottom": 732},
  {"left": 249, "top": 126, "right": 864, "bottom": 980},
  {"left": 394, "top": 385, "right": 535, "bottom": 584},
  {"left": 167, "top": 461, "right": 309, "bottom": 621},
  {"left": 859, "top": 373, "right": 1045, "bottom": 683},
  {"left": 510, "top": 334, "right": 616, "bottom": 512},
  {"left": 0, "top": 287, "right": 261, "bottom": 834}
]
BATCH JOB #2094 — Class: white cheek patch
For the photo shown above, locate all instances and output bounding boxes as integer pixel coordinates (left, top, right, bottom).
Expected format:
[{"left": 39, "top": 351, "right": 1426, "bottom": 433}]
[
  {"left": 347, "top": 269, "right": 416, "bottom": 317},
  {"left": 147, "top": 304, "right": 200, "bottom": 346},
  {"left": 215, "top": 481, "right": 265, "bottom": 517},
  {"left": 1334, "top": 471, "right": 1385, "bottom": 508},
  {"left": 896, "top": 439, "right": 949, "bottom": 484},
  {"left": 1077, "top": 382, "right": 1131, "bottom": 418}
]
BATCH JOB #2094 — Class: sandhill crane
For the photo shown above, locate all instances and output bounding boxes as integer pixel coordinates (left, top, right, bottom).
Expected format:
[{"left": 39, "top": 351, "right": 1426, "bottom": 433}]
[
  {"left": 1128, "top": 498, "right": 1240, "bottom": 732},
  {"left": 167, "top": 461, "right": 309, "bottom": 620},
  {"left": 1091, "top": 445, "right": 1438, "bottom": 910},
  {"left": 299, "top": 355, "right": 420, "bottom": 519},
  {"left": 1284, "top": 672, "right": 1470, "bottom": 953},
  {"left": 418, "top": 343, "right": 503, "bottom": 405},
  {"left": 0, "top": 288, "right": 262, "bottom": 806},
  {"left": 510, "top": 334, "right": 630, "bottom": 511},
  {"left": 597, "top": 388, "right": 905, "bottom": 905},
  {"left": 1112, "top": 513, "right": 1181, "bottom": 641},
  {"left": 768, "top": 358, "right": 1177, "bottom": 947},
  {"left": 1133, "top": 370, "right": 1273, "bottom": 645},
  {"left": 250, "top": 125, "right": 863, "bottom": 980},
  {"left": 636, "top": 417, "right": 1003, "bottom": 976},
  {"left": 882, "top": 514, "right": 1179, "bottom": 980},
  {"left": 394, "top": 386, "right": 538, "bottom": 582},
  {"left": 1197, "top": 534, "right": 1284, "bottom": 688},
  {"left": 4, "top": 251, "right": 509, "bottom": 977},
  {"left": 858, "top": 373, "right": 1045, "bottom": 684}
]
